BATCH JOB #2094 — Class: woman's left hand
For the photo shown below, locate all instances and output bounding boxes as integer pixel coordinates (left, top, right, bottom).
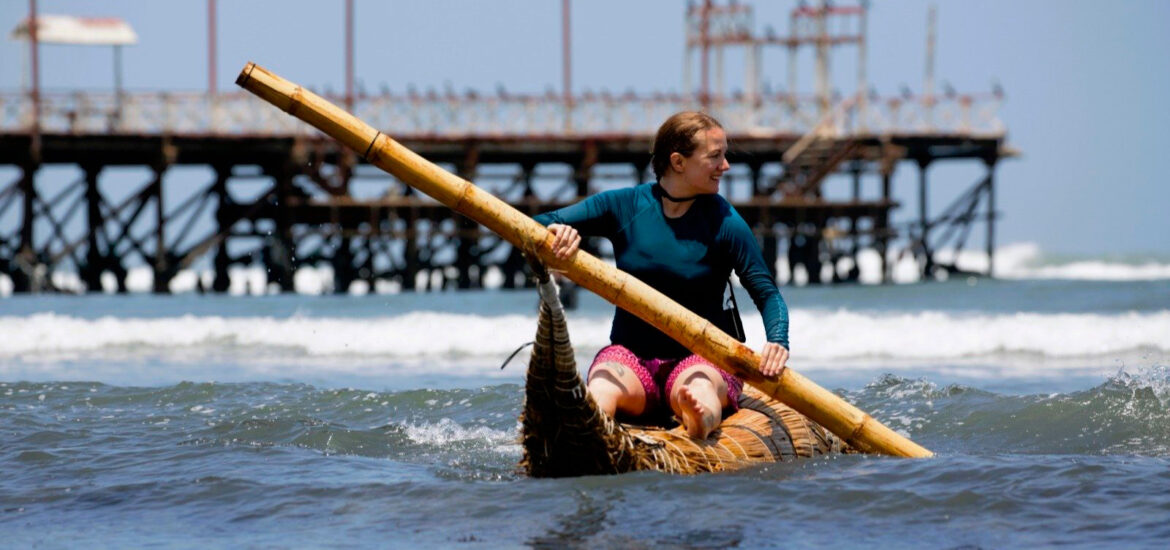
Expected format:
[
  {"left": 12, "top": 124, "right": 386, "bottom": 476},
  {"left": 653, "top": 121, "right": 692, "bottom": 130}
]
[{"left": 758, "top": 342, "right": 789, "bottom": 377}]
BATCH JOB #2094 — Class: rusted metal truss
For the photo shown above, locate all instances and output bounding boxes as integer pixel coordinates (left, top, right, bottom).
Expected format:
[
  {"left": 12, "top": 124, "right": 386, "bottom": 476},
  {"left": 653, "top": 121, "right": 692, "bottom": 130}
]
[{"left": 909, "top": 171, "right": 997, "bottom": 280}]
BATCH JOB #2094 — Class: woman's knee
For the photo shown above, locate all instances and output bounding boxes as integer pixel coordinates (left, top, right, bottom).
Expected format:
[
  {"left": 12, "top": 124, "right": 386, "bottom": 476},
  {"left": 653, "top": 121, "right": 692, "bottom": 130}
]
[
  {"left": 588, "top": 361, "right": 639, "bottom": 390},
  {"left": 587, "top": 361, "right": 646, "bottom": 413}
]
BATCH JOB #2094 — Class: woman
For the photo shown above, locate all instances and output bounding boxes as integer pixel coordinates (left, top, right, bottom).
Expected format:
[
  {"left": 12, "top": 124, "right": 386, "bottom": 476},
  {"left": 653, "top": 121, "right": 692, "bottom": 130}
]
[{"left": 534, "top": 111, "right": 789, "bottom": 439}]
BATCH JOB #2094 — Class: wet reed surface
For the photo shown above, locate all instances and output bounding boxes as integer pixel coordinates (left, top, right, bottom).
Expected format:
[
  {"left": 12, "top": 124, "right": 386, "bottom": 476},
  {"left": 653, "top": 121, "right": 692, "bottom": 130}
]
[{"left": 4, "top": 371, "right": 1170, "bottom": 549}]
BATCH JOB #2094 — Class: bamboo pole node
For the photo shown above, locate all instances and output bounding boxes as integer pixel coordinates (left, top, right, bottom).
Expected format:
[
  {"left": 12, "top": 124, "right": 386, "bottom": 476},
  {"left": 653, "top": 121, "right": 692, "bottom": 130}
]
[
  {"left": 689, "top": 320, "right": 712, "bottom": 354},
  {"left": 236, "top": 62, "right": 255, "bottom": 87},
  {"left": 455, "top": 181, "right": 475, "bottom": 212},
  {"left": 365, "top": 134, "right": 387, "bottom": 165},
  {"left": 363, "top": 132, "right": 382, "bottom": 160},
  {"left": 287, "top": 87, "right": 305, "bottom": 117},
  {"left": 848, "top": 414, "right": 873, "bottom": 446}
]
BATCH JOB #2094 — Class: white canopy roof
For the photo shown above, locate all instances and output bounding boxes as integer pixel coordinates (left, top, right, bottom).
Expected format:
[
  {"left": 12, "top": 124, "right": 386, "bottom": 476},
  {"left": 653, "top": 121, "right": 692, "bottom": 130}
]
[{"left": 10, "top": 15, "right": 137, "bottom": 46}]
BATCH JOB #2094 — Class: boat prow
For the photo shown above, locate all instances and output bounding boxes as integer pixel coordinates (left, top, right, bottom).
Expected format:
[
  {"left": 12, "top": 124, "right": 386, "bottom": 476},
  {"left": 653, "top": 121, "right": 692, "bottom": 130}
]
[{"left": 520, "top": 272, "right": 851, "bottom": 477}]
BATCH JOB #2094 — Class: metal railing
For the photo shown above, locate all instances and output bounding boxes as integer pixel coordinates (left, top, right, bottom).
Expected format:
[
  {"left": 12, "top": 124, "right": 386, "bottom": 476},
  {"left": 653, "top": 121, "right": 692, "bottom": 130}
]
[{"left": 0, "top": 88, "right": 1004, "bottom": 138}]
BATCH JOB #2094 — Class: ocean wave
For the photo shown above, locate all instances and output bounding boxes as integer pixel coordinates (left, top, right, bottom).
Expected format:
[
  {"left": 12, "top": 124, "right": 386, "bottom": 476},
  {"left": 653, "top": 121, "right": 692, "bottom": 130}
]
[
  {"left": 987, "top": 243, "right": 1170, "bottom": 281},
  {"left": 843, "top": 243, "right": 1170, "bottom": 283},
  {"left": 1, "top": 309, "right": 1166, "bottom": 363},
  {"left": 781, "top": 309, "right": 1170, "bottom": 360},
  {"left": 403, "top": 418, "right": 515, "bottom": 448},
  {"left": 8, "top": 367, "right": 1170, "bottom": 457},
  {"left": 846, "top": 366, "right": 1170, "bottom": 456}
]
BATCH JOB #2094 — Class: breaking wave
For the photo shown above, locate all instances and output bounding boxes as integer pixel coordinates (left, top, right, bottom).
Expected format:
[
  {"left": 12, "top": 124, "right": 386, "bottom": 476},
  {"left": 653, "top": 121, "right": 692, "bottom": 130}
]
[{"left": 1, "top": 308, "right": 1166, "bottom": 363}]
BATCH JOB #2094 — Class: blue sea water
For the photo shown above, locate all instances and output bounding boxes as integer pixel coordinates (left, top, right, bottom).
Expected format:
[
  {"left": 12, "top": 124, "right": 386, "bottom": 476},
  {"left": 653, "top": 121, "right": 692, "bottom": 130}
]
[{"left": 2, "top": 260, "right": 1169, "bottom": 548}]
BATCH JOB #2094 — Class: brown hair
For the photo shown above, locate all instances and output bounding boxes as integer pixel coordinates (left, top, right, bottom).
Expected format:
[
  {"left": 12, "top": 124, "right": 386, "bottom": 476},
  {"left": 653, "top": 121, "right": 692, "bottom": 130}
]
[{"left": 651, "top": 111, "right": 724, "bottom": 180}]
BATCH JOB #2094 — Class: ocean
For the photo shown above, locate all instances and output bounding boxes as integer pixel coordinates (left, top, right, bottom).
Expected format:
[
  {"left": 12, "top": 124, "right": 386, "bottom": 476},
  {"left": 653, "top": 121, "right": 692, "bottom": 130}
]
[{"left": 2, "top": 243, "right": 1169, "bottom": 548}]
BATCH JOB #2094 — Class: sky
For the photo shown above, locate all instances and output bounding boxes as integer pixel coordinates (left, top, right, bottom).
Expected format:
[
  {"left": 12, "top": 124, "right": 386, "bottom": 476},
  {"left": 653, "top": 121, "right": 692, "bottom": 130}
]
[{"left": 1, "top": 0, "right": 1168, "bottom": 256}]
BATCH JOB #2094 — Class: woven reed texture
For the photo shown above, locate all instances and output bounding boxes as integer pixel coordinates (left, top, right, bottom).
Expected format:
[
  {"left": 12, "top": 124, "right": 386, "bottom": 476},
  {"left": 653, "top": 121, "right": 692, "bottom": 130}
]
[{"left": 520, "top": 290, "right": 850, "bottom": 478}]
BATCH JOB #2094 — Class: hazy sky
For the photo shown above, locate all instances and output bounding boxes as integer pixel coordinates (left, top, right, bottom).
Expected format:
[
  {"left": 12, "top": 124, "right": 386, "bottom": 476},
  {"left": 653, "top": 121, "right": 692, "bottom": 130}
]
[{"left": 2, "top": 0, "right": 1167, "bottom": 256}]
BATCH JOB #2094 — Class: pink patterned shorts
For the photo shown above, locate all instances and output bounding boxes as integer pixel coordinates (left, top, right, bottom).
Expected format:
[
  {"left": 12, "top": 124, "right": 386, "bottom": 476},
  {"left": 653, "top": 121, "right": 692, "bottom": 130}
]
[{"left": 588, "top": 344, "right": 743, "bottom": 422}]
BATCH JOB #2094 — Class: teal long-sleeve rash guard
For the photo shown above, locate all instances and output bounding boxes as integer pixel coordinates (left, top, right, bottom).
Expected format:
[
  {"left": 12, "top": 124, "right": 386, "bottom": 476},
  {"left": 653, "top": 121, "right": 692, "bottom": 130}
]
[{"left": 533, "top": 183, "right": 789, "bottom": 359}]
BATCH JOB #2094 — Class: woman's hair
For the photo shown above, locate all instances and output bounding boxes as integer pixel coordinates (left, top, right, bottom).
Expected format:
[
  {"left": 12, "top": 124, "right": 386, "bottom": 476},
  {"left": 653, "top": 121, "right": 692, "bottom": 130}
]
[{"left": 651, "top": 111, "right": 724, "bottom": 180}]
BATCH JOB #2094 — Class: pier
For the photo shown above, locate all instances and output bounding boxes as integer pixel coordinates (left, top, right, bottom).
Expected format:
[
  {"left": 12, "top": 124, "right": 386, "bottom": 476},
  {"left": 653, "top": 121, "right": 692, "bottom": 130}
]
[{"left": 0, "top": 1, "right": 1011, "bottom": 294}]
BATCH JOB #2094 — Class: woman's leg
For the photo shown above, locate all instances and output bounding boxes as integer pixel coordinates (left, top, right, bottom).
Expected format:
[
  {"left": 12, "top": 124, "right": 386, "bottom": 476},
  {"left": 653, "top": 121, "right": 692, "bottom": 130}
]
[
  {"left": 586, "top": 346, "right": 652, "bottom": 418},
  {"left": 587, "top": 362, "right": 647, "bottom": 418},
  {"left": 667, "top": 363, "right": 731, "bottom": 439}
]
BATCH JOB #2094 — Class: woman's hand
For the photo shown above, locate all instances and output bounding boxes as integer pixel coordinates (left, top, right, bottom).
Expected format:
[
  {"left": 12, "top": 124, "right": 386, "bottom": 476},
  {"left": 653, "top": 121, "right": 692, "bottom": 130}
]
[
  {"left": 759, "top": 342, "right": 789, "bottom": 377},
  {"left": 547, "top": 224, "right": 581, "bottom": 261}
]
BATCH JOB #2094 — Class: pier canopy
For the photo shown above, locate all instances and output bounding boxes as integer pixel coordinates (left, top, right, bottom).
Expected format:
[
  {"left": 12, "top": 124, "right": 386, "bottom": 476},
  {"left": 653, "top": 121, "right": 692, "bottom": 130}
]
[{"left": 10, "top": 15, "right": 138, "bottom": 46}]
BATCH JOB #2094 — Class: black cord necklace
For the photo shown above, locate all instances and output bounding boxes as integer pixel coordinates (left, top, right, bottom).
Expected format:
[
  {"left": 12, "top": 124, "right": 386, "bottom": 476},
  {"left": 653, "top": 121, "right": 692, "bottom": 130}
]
[{"left": 656, "top": 183, "right": 698, "bottom": 203}]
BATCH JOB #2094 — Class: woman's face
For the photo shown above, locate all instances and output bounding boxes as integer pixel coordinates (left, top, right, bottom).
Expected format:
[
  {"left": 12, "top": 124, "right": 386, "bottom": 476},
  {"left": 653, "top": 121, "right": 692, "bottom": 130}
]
[{"left": 675, "top": 127, "right": 730, "bottom": 195}]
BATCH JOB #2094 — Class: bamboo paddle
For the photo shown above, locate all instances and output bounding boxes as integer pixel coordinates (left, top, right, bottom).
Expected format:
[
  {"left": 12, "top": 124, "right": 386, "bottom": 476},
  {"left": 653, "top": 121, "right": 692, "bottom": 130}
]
[{"left": 236, "top": 62, "right": 932, "bottom": 458}]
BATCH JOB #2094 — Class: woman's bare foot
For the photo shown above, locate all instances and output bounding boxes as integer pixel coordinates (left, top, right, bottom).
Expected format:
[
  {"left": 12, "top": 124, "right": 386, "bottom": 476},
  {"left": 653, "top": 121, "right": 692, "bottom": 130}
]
[{"left": 676, "top": 386, "right": 721, "bottom": 439}]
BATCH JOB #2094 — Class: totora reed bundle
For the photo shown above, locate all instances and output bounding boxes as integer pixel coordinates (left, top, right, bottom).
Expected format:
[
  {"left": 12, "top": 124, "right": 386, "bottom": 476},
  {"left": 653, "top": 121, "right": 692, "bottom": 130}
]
[{"left": 520, "top": 262, "right": 850, "bottom": 477}]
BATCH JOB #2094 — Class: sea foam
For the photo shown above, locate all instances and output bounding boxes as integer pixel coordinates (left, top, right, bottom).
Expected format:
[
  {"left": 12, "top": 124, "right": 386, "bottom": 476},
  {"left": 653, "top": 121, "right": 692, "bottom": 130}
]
[{"left": 1, "top": 309, "right": 1165, "bottom": 363}]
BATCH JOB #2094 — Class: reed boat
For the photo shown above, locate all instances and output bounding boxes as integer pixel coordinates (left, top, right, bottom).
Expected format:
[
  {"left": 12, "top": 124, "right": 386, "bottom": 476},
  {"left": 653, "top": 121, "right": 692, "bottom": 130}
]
[
  {"left": 520, "top": 264, "right": 851, "bottom": 477},
  {"left": 235, "top": 62, "right": 931, "bottom": 460}
]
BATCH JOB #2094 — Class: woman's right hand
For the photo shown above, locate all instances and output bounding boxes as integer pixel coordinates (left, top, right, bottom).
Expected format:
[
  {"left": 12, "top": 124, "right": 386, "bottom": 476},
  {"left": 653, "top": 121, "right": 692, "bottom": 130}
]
[{"left": 547, "top": 223, "right": 581, "bottom": 261}]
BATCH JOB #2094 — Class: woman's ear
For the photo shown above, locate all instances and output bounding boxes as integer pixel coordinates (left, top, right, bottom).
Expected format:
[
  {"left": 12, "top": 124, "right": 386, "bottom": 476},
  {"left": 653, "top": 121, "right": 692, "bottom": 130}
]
[{"left": 669, "top": 152, "right": 686, "bottom": 174}]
